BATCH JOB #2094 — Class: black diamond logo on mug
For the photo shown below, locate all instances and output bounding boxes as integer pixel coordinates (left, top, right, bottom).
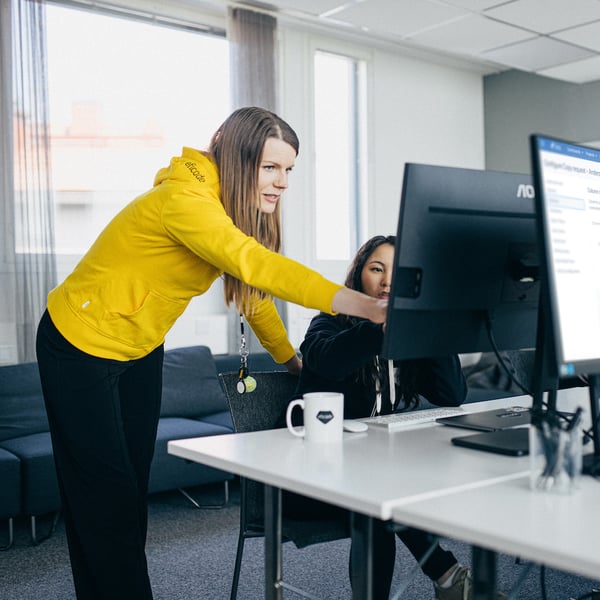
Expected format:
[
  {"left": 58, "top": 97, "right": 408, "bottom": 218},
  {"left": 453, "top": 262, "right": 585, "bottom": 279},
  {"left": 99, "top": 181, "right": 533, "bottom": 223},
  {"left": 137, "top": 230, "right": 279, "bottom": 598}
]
[{"left": 316, "top": 410, "right": 334, "bottom": 424}]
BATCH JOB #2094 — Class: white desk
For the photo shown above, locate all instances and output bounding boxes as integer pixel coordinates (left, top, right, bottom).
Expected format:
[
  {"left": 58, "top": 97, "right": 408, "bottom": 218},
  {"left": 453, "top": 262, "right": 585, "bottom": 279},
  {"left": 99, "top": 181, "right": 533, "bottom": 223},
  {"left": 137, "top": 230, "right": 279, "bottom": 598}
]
[
  {"left": 167, "top": 389, "right": 589, "bottom": 599},
  {"left": 392, "top": 474, "right": 600, "bottom": 586},
  {"left": 390, "top": 386, "right": 597, "bottom": 599},
  {"left": 169, "top": 396, "right": 533, "bottom": 520}
]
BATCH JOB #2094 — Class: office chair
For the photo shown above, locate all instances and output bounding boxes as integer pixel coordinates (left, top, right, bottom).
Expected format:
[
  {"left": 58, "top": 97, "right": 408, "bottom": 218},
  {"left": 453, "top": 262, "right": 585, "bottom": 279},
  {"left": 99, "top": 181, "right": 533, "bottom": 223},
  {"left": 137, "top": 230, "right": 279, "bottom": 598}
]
[{"left": 219, "top": 371, "right": 350, "bottom": 600}]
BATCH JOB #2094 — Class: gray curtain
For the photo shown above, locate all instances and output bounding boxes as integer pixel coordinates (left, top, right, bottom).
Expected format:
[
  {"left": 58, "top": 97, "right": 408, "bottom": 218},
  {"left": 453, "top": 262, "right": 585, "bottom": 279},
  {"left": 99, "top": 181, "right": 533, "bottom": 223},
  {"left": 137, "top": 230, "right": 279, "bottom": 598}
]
[
  {"left": 227, "top": 7, "right": 277, "bottom": 113},
  {"left": 0, "top": 0, "right": 56, "bottom": 364},
  {"left": 226, "top": 7, "right": 286, "bottom": 355}
]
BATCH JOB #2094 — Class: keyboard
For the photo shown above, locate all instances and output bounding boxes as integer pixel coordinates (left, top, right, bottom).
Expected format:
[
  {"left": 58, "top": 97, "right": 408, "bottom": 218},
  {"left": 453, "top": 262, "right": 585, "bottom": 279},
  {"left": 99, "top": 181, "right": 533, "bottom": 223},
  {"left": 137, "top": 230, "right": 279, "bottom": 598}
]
[{"left": 362, "top": 407, "right": 465, "bottom": 432}]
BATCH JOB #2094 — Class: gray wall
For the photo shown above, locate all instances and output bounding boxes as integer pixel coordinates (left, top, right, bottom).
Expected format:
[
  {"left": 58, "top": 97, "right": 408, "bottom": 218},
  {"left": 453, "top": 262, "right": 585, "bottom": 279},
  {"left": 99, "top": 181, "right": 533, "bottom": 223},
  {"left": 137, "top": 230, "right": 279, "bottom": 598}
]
[{"left": 484, "top": 69, "right": 600, "bottom": 174}]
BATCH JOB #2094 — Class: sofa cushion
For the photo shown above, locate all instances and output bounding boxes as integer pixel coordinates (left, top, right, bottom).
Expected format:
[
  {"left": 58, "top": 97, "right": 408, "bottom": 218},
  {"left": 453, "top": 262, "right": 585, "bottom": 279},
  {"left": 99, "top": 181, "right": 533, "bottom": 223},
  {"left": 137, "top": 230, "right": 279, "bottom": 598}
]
[
  {"left": 0, "top": 432, "right": 61, "bottom": 516},
  {"left": 161, "top": 346, "right": 228, "bottom": 419},
  {"left": 200, "top": 410, "right": 234, "bottom": 431},
  {"left": 150, "top": 417, "right": 233, "bottom": 493},
  {"left": 155, "top": 416, "right": 232, "bottom": 441},
  {"left": 0, "top": 362, "right": 49, "bottom": 442}
]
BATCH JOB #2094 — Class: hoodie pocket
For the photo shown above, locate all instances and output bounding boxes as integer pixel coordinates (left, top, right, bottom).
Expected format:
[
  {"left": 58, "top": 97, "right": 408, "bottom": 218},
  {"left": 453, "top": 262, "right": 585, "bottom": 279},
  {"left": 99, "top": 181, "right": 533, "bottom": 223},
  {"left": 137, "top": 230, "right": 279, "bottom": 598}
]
[
  {"left": 102, "top": 289, "right": 187, "bottom": 348},
  {"left": 70, "top": 282, "right": 188, "bottom": 350}
]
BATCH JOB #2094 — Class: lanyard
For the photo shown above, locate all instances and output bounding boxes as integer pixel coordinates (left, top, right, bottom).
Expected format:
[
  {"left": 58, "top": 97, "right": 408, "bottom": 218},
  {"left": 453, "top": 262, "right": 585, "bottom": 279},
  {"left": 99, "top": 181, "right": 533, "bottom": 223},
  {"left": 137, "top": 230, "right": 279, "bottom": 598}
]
[
  {"left": 237, "top": 314, "right": 256, "bottom": 394},
  {"left": 238, "top": 314, "right": 249, "bottom": 380}
]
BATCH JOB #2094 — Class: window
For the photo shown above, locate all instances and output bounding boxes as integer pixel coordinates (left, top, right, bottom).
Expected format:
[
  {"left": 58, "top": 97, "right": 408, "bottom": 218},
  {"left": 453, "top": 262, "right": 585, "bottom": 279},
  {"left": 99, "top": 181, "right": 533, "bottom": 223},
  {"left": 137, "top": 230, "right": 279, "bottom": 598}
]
[
  {"left": 313, "top": 50, "right": 367, "bottom": 261},
  {"left": 45, "top": 4, "right": 230, "bottom": 256}
]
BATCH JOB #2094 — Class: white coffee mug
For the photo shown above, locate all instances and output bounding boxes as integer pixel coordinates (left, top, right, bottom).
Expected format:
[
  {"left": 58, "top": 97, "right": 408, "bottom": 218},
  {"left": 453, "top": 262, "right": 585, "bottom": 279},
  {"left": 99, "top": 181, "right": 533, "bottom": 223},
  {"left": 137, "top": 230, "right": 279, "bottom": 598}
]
[{"left": 286, "top": 392, "right": 344, "bottom": 443}]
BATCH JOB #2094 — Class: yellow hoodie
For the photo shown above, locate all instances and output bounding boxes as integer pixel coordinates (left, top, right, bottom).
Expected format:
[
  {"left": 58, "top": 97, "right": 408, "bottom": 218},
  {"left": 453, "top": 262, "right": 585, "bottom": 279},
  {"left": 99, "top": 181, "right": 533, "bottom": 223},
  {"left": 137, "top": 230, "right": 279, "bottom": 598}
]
[{"left": 47, "top": 147, "right": 342, "bottom": 362}]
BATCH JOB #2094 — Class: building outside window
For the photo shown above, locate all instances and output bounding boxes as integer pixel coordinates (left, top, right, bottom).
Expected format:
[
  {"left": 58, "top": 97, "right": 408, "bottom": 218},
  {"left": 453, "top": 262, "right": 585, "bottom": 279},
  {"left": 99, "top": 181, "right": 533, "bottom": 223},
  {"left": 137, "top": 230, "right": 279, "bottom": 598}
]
[
  {"left": 36, "top": 2, "right": 232, "bottom": 352},
  {"left": 44, "top": 4, "right": 230, "bottom": 257}
]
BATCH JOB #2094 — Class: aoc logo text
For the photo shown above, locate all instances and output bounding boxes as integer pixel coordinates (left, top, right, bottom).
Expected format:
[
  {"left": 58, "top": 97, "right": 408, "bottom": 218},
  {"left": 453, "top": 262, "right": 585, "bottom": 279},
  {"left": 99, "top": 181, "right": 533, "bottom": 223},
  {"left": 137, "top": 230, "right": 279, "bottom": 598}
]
[{"left": 517, "top": 184, "right": 535, "bottom": 198}]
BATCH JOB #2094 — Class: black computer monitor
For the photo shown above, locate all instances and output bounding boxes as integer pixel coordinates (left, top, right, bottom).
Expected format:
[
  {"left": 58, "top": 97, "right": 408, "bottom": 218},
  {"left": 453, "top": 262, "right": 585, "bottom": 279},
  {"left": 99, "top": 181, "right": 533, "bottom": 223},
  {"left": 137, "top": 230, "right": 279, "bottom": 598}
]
[
  {"left": 381, "top": 163, "right": 540, "bottom": 361},
  {"left": 531, "top": 134, "right": 600, "bottom": 473}
]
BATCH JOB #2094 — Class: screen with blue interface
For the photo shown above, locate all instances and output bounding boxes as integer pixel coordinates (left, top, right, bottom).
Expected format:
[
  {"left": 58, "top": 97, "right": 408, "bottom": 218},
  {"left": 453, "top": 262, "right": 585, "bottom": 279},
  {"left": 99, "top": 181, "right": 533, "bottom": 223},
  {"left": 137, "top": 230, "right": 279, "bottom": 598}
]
[{"left": 532, "top": 135, "right": 600, "bottom": 377}]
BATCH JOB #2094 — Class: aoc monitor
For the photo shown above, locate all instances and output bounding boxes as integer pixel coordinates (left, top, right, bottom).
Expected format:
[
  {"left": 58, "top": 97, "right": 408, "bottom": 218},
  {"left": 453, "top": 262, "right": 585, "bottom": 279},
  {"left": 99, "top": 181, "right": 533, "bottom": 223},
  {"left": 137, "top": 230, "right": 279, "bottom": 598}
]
[{"left": 381, "top": 163, "right": 540, "bottom": 361}]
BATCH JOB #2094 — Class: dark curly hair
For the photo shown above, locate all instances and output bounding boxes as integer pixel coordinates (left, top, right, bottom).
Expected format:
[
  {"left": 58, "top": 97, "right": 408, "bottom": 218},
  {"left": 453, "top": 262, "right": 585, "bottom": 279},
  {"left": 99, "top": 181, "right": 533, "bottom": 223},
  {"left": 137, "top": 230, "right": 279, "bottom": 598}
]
[{"left": 338, "top": 235, "right": 420, "bottom": 411}]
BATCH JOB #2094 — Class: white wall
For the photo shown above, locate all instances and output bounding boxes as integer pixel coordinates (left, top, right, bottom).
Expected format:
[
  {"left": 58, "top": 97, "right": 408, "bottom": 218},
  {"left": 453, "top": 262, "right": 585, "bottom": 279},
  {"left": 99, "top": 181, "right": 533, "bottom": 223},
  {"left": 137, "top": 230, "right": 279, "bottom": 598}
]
[
  {"left": 370, "top": 55, "right": 485, "bottom": 233},
  {"left": 280, "top": 27, "right": 485, "bottom": 270},
  {"left": 31, "top": 6, "right": 487, "bottom": 358},
  {"left": 278, "top": 25, "right": 485, "bottom": 348}
]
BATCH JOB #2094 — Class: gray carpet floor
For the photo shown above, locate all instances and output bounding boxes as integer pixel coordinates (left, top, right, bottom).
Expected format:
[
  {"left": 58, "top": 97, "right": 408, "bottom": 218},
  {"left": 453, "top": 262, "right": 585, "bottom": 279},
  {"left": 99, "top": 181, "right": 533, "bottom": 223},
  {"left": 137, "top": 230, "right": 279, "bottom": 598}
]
[{"left": 1, "top": 480, "right": 599, "bottom": 599}]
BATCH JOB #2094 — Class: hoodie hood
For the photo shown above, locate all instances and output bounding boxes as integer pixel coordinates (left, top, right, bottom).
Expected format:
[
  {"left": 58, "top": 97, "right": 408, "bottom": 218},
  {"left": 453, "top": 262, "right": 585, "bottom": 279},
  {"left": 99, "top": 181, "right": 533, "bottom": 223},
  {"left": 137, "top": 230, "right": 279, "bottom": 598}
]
[{"left": 153, "top": 147, "right": 220, "bottom": 193}]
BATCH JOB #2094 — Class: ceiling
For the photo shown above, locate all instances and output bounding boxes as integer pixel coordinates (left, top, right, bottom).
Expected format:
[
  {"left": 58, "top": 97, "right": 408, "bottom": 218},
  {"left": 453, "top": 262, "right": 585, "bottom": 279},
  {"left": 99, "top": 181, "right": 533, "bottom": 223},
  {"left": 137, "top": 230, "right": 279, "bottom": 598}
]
[{"left": 211, "top": 0, "right": 600, "bottom": 84}]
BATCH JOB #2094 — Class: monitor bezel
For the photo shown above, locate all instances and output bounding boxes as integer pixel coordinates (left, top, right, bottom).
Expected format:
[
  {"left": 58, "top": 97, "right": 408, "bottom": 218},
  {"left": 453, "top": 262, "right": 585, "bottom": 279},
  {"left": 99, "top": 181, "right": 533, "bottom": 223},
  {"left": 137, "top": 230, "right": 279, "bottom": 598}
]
[{"left": 531, "top": 134, "right": 600, "bottom": 378}]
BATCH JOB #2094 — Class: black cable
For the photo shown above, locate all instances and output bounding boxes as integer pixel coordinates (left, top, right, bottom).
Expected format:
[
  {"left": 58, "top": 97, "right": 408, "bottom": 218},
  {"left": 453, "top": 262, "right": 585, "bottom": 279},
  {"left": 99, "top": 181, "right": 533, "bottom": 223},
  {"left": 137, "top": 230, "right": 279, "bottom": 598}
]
[
  {"left": 540, "top": 565, "right": 548, "bottom": 600},
  {"left": 483, "top": 312, "right": 531, "bottom": 396},
  {"left": 484, "top": 312, "right": 594, "bottom": 440},
  {"left": 491, "top": 345, "right": 531, "bottom": 396},
  {"left": 580, "top": 413, "right": 600, "bottom": 449}
]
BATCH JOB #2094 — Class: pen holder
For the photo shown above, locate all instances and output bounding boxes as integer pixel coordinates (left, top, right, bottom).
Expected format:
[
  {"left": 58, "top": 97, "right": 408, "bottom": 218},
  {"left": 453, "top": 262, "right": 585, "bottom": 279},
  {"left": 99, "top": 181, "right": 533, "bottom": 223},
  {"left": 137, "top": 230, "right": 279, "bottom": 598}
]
[{"left": 529, "top": 416, "right": 583, "bottom": 494}]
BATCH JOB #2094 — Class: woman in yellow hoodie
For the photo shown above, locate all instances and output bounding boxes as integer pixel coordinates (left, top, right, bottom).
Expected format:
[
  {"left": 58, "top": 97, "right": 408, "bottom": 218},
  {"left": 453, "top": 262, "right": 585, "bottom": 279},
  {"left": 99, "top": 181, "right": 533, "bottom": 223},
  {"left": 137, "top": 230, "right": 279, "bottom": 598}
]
[{"left": 35, "top": 106, "right": 386, "bottom": 600}]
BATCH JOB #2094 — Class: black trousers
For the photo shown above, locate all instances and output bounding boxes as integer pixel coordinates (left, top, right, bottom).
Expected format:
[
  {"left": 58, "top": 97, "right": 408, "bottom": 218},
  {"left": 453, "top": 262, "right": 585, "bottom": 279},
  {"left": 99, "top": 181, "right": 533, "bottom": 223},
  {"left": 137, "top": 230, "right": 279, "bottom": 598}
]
[
  {"left": 350, "top": 513, "right": 457, "bottom": 599},
  {"left": 36, "top": 310, "right": 163, "bottom": 600}
]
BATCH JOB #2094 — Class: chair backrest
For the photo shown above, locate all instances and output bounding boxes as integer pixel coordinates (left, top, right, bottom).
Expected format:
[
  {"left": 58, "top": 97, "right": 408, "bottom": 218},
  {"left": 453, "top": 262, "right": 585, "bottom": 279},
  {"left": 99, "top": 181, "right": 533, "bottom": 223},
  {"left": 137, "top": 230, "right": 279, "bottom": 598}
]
[
  {"left": 219, "top": 370, "right": 299, "bottom": 531},
  {"left": 219, "top": 371, "right": 299, "bottom": 433},
  {"left": 219, "top": 370, "right": 349, "bottom": 549}
]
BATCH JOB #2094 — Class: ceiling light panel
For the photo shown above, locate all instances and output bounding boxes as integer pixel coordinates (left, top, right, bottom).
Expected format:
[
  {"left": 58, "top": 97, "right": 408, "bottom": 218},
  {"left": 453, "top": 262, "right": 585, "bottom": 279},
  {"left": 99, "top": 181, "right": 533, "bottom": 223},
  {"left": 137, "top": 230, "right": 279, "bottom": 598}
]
[
  {"left": 538, "top": 55, "right": 600, "bottom": 83},
  {"left": 262, "top": 0, "right": 346, "bottom": 17},
  {"left": 485, "top": 0, "right": 600, "bottom": 34},
  {"left": 483, "top": 36, "right": 594, "bottom": 71},
  {"left": 406, "top": 14, "right": 533, "bottom": 55},
  {"left": 441, "top": 0, "right": 510, "bottom": 9},
  {"left": 553, "top": 20, "right": 600, "bottom": 53},
  {"left": 330, "top": 0, "right": 466, "bottom": 37}
]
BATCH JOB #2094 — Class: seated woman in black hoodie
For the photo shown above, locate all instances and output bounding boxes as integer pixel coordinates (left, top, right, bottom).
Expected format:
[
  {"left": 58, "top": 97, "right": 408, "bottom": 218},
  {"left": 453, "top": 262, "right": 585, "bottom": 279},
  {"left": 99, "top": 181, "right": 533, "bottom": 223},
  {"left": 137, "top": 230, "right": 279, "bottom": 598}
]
[{"left": 285, "top": 235, "right": 501, "bottom": 600}]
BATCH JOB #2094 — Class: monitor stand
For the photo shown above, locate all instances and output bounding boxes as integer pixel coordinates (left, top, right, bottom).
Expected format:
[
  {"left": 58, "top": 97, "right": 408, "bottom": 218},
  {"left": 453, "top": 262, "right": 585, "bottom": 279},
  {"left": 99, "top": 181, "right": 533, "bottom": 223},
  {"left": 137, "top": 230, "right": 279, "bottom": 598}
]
[
  {"left": 582, "top": 374, "right": 600, "bottom": 476},
  {"left": 529, "top": 295, "right": 600, "bottom": 476},
  {"left": 453, "top": 376, "right": 600, "bottom": 463}
]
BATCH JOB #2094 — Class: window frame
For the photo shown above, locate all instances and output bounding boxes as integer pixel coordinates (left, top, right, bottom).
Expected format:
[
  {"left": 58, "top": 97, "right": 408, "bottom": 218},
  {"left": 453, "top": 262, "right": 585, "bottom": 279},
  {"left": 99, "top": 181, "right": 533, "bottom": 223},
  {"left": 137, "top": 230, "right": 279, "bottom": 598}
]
[{"left": 313, "top": 48, "right": 369, "bottom": 262}]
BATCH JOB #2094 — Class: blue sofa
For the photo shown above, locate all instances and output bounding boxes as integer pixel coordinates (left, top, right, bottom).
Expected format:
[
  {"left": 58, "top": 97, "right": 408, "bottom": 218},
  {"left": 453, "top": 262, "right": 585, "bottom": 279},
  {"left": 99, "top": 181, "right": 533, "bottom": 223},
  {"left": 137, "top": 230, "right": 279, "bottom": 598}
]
[
  {"left": 0, "top": 345, "right": 283, "bottom": 548},
  {"left": 1, "top": 345, "right": 526, "bottom": 550}
]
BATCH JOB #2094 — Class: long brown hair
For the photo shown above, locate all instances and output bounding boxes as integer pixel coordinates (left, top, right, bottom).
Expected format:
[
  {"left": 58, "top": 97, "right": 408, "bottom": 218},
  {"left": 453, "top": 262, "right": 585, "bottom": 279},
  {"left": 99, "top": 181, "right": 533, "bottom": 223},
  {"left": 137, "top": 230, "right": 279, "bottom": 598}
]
[
  {"left": 341, "top": 235, "right": 420, "bottom": 410},
  {"left": 208, "top": 106, "right": 299, "bottom": 313}
]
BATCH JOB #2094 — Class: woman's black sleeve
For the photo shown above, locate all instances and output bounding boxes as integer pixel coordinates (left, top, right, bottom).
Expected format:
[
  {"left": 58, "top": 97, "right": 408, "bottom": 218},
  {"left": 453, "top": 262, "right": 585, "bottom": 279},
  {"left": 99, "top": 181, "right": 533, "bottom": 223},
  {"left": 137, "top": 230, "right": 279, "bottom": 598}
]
[{"left": 299, "top": 314, "right": 383, "bottom": 381}]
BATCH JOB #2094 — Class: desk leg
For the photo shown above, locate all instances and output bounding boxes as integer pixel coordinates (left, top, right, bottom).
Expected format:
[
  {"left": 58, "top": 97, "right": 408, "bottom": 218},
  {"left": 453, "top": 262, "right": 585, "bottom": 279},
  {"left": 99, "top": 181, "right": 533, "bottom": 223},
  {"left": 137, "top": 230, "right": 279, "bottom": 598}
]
[
  {"left": 350, "top": 512, "right": 374, "bottom": 600},
  {"left": 472, "top": 546, "right": 497, "bottom": 600},
  {"left": 264, "top": 484, "right": 282, "bottom": 600}
]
